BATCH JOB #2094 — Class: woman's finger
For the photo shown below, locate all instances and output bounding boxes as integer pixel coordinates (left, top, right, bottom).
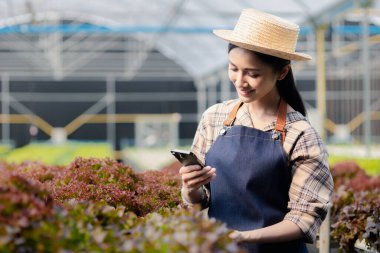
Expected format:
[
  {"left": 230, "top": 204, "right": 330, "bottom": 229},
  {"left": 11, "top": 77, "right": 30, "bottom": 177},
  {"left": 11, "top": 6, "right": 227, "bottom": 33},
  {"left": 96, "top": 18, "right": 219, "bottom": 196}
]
[
  {"left": 179, "top": 165, "right": 207, "bottom": 174},
  {"left": 187, "top": 173, "right": 216, "bottom": 190},
  {"left": 181, "top": 167, "right": 214, "bottom": 183},
  {"left": 182, "top": 168, "right": 216, "bottom": 189}
]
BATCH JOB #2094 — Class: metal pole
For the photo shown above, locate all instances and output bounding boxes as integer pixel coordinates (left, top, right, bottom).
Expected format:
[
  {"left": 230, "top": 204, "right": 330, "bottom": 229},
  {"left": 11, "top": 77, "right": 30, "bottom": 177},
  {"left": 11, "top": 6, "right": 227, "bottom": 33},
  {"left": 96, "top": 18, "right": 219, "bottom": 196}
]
[
  {"left": 362, "top": 7, "right": 371, "bottom": 156},
  {"left": 195, "top": 79, "right": 207, "bottom": 121},
  {"left": 316, "top": 25, "right": 327, "bottom": 141},
  {"left": 106, "top": 75, "right": 116, "bottom": 150},
  {"left": 220, "top": 69, "right": 231, "bottom": 102},
  {"left": 315, "top": 24, "right": 331, "bottom": 251},
  {"left": 1, "top": 74, "right": 10, "bottom": 142},
  {"left": 207, "top": 75, "right": 218, "bottom": 107},
  {"left": 169, "top": 114, "right": 180, "bottom": 148},
  {"left": 319, "top": 207, "right": 331, "bottom": 253}
]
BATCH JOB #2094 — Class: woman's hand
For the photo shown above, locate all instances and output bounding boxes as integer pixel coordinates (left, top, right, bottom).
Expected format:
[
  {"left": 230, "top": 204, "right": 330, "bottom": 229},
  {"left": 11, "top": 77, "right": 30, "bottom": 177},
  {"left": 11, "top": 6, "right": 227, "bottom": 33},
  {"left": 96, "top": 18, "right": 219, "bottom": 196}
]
[
  {"left": 180, "top": 165, "right": 216, "bottom": 193},
  {"left": 179, "top": 165, "right": 216, "bottom": 204},
  {"left": 229, "top": 230, "right": 244, "bottom": 242}
]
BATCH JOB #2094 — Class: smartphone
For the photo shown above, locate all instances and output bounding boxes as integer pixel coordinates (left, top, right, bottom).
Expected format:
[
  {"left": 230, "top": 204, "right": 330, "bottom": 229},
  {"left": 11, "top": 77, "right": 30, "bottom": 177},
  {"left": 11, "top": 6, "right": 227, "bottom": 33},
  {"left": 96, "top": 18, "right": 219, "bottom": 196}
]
[{"left": 170, "top": 149, "right": 204, "bottom": 168}]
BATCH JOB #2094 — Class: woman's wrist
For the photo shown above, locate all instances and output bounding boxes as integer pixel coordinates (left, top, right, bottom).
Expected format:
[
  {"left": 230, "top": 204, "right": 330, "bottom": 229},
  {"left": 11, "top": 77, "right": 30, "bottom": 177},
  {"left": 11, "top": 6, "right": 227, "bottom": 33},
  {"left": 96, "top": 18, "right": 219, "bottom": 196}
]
[
  {"left": 240, "top": 230, "right": 261, "bottom": 242},
  {"left": 230, "top": 230, "right": 261, "bottom": 243},
  {"left": 181, "top": 186, "right": 206, "bottom": 204},
  {"left": 230, "top": 220, "right": 303, "bottom": 243}
]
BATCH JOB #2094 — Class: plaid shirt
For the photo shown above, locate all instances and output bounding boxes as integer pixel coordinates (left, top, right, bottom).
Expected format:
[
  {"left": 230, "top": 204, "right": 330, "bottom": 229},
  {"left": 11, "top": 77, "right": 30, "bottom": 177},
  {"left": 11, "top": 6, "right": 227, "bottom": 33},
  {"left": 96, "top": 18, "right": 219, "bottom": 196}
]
[{"left": 190, "top": 99, "right": 334, "bottom": 243}]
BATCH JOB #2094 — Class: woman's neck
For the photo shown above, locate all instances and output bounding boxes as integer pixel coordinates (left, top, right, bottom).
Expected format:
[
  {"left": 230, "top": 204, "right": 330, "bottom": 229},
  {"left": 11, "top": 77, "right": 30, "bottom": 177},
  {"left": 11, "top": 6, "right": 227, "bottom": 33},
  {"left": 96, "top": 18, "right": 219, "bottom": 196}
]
[{"left": 246, "top": 93, "right": 281, "bottom": 119}]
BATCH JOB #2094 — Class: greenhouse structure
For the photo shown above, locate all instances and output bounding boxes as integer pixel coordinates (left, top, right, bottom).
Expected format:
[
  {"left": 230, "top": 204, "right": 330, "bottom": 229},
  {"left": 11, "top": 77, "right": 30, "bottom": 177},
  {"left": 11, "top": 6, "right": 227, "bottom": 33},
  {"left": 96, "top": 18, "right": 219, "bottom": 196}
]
[
  {"left": 0, "top": 0, "right": 379, "bottom": 153},
  {"left": 0, "top": 1, "right": 380, "bottom": 253}
]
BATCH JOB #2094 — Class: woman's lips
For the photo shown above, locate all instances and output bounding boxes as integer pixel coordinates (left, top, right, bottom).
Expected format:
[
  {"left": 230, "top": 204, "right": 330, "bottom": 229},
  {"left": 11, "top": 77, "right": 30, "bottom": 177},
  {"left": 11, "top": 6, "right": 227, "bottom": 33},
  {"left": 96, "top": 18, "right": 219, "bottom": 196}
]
[{"left": 239, "top": 89, "right": 255, "bottom": 97}]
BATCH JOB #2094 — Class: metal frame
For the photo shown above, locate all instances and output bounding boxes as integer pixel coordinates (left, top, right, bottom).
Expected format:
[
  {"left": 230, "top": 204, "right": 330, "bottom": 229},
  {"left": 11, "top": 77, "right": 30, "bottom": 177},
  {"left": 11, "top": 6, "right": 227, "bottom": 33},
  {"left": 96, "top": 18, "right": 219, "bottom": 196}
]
[{"left": 1, "top": 2, "right": 379, "bottom": 148}]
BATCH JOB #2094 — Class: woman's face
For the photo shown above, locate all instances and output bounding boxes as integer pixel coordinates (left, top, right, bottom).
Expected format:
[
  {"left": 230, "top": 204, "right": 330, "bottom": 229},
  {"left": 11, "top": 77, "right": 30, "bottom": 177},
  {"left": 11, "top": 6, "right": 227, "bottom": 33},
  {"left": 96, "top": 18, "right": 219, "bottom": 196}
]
[{"left": 228, "top": 47, "right": 280, "bottom": 104}]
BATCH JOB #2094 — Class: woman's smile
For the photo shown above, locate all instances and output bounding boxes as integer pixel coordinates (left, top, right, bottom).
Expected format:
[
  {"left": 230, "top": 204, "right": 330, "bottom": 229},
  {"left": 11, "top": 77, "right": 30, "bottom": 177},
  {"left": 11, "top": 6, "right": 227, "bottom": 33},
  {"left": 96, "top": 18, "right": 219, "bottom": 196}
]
[
  {"left": 238, "top": 88, "right": 255, "bottom": 97},
  {"left": 228, "top": 47, "right": 280, "bottom": 104}
]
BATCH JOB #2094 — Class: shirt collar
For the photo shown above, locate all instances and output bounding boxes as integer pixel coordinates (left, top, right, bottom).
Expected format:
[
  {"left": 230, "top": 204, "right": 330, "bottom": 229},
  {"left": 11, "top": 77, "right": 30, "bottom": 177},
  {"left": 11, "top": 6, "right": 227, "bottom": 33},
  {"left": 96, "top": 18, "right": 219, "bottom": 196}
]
[{"left": 235, "top": 102, "right": 307, "bottom": 131}]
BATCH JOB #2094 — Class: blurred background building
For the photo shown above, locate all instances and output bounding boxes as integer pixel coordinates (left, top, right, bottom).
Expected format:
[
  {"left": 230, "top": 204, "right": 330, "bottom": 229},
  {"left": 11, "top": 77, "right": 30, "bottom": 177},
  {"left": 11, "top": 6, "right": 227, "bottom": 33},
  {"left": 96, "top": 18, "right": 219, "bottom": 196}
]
[{"left": 0, "top": 0, "right": 379, "bottom": 163}]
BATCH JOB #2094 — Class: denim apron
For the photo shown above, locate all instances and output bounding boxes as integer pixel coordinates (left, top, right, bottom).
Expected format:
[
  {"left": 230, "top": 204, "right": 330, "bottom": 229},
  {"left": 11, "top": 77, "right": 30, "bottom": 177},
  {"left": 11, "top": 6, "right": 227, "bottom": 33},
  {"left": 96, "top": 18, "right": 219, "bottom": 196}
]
[{"left": 206, "top": 100, "right": 307, "bottom": 253}]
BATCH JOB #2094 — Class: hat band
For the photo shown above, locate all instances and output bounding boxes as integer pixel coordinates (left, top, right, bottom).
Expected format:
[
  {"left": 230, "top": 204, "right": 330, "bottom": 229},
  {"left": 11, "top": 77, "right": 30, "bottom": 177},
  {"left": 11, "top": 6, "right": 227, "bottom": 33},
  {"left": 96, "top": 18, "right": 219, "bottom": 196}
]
[
  {"left": 232, "top": 10, "right": 299, "bottom": 53},
  {"left": 231, "top": 31, "right": 297, "bottom": 53}
]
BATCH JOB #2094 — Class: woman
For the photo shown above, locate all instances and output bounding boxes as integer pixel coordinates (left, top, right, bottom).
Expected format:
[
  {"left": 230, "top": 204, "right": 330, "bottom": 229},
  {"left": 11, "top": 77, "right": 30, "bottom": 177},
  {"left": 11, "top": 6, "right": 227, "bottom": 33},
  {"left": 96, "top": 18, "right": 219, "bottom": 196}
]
[{"left": 179, "top": 8, "right": 334, "bottom": 253}]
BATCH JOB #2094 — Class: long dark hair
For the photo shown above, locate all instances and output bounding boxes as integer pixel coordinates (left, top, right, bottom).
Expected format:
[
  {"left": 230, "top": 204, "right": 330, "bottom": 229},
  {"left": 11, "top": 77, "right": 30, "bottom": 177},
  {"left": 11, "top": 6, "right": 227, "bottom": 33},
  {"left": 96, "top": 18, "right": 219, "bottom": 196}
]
[{"left": 228, "top": 43, "right": 306, "bottom": 116}]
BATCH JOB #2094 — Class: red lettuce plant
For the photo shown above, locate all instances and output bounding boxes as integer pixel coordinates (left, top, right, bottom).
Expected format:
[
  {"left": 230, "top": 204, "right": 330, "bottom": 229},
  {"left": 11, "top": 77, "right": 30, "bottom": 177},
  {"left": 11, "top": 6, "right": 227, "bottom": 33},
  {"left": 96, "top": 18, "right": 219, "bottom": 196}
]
[
  {"left": 330, "top": 161, "right": 369, "bottom": 190},
  {"left": 0, "top": 159, "right": 243, "bottom": 253},
  {"left": 52, "top": 158, "right": 141, "bottom": 211},
  {"left": 136, "top": 169, "right": 182, "bottom": 216},
  {"left": 2, "top": 157, "right": 182, "bottom": 217},
  {"left": 123, "top": 206, "right": 244, "bottom": 253},
  {"left": 330, "top": 161, "right": 380, "bottom": 252},
  {"left": 0, "top": 172, "right": 61, "bottom": 252}
]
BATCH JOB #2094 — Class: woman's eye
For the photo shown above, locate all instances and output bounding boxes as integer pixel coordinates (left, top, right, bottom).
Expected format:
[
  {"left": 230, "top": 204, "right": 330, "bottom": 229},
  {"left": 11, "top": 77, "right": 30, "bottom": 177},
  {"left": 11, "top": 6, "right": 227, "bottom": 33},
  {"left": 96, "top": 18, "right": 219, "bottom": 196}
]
[
  {"left": 229, "top": 68, "right": 238, "bottom": 72},
  {"left": 248, "top": 72, "right": 259, "bottom": 78}
]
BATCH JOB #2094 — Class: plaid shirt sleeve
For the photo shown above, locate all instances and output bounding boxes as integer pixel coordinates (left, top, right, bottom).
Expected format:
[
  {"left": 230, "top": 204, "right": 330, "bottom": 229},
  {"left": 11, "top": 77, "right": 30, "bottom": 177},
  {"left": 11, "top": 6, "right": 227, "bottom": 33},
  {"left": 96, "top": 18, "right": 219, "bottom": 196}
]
[
  {"left": 191, "top": 103, "right": 228, "bottom": 165},
  {"left": 191, "top": 113, "right": 209, "bottom": 165},
  {"left": 283, "top": 124, "right": 334, "bottom": 243}
]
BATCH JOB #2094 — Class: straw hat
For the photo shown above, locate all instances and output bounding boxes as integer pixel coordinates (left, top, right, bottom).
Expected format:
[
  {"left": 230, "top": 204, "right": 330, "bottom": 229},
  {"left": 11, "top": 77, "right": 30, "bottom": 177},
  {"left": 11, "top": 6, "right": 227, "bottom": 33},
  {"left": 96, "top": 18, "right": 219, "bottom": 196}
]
[{"left": 213, "top": 9, "right": 312, "bottom": 61}]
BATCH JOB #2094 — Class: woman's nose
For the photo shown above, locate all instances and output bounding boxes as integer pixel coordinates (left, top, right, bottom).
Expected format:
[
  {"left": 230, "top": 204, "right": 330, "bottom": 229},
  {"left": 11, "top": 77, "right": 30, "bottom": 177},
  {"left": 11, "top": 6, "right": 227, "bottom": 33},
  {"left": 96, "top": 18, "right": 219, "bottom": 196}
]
[{"left": 234, "top": 72, "right": 246, "bottom": 87}]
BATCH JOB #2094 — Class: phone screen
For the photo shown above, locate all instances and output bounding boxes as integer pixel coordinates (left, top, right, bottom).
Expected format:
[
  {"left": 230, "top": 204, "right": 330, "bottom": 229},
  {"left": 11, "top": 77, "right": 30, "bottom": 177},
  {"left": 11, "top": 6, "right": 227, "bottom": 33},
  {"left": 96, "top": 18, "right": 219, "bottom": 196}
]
[{"left": 170, "top": 149, "right": 204, "bottom": 167}]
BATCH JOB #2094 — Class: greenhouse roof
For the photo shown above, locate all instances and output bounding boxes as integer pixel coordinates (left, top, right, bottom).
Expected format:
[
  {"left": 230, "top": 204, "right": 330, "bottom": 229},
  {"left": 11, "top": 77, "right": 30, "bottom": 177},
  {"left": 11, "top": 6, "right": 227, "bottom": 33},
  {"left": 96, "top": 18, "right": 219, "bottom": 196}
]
[{"left": 0, "top": 0, "right": 358, "bottom": 78}]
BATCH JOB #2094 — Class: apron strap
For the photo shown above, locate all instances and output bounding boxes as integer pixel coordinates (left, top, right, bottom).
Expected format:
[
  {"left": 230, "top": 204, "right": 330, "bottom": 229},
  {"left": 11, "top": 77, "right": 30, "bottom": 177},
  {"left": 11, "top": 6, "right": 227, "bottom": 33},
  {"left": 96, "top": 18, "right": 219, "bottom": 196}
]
[
  {"left": 223, "top": 99, "right": 288, "bottom": 144},
  {"left": 275, "top": 99, "right": 287, "bottom": 144},
  {"left": 223, "top": 101, "right": 244, "bottom": 126}
]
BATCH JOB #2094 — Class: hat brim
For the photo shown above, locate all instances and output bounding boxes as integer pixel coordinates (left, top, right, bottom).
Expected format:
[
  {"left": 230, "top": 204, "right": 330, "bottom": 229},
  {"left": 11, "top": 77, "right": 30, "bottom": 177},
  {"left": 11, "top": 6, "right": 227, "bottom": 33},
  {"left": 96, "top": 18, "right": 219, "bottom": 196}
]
[{"left": 214, "top": 30, "right": 312, "bottom": 61}]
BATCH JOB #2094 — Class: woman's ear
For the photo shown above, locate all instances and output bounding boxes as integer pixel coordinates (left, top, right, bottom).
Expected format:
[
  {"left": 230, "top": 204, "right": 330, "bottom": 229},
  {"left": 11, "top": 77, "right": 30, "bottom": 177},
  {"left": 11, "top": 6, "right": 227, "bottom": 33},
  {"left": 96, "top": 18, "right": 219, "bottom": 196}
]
[{"left": 278, "top": 65, "right": 290, "bottom": 81}]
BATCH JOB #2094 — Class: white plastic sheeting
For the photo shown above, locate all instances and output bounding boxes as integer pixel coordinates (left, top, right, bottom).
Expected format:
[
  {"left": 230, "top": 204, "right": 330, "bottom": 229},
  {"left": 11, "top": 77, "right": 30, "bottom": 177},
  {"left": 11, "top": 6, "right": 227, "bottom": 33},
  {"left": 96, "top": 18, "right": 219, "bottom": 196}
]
[{"left": 0, "top": 0, "right": 358, "bottom": 78}]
